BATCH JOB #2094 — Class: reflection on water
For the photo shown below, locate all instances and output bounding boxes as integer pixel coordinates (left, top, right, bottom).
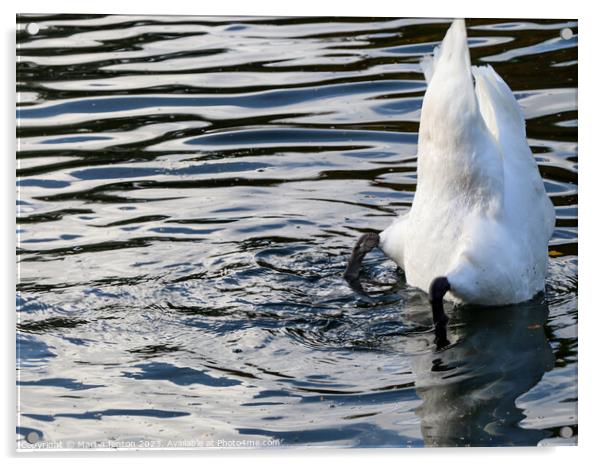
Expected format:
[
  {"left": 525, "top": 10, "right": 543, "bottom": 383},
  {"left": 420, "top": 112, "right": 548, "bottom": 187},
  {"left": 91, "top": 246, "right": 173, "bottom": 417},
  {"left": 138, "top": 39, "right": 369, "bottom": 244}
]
[
  {"left": 17, "top": 14, "right": 577, "bottom": 448},
  {"left": 415, "top": 302, "right": 555, "bottom": 447}
]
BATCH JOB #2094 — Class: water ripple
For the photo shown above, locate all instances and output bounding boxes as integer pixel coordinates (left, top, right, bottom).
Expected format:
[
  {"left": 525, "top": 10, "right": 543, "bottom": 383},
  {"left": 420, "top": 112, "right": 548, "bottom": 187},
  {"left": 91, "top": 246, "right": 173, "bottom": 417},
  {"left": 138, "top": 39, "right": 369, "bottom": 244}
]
[{"left": 17, "top": 15, "right": 577, "bottom": 448}]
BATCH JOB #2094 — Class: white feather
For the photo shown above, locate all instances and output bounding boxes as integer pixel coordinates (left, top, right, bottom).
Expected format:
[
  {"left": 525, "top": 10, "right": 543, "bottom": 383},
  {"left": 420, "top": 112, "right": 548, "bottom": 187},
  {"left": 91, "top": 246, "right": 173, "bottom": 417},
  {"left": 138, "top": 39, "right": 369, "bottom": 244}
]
[{"left": 379, "top": 19, "right": 555, "bottom": 305}]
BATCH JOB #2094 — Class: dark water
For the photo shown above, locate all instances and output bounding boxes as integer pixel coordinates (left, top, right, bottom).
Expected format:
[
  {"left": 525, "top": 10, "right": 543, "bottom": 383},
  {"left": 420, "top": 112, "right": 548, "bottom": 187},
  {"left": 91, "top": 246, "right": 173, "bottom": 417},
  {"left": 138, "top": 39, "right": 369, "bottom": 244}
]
[{"left": 16, "top": 15, "right": 577, "bottom": 448}]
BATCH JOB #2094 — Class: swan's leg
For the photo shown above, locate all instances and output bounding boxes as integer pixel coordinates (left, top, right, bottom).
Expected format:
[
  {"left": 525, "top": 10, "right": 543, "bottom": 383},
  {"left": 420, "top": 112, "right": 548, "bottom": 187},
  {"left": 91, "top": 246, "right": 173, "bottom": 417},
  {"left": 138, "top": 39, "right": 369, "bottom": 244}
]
[
  {"left": 344, "top": 232, "right": 380, "bottom": 291},
  {"left": 429, "top": 277, "right": 451, "bottom": 349}
]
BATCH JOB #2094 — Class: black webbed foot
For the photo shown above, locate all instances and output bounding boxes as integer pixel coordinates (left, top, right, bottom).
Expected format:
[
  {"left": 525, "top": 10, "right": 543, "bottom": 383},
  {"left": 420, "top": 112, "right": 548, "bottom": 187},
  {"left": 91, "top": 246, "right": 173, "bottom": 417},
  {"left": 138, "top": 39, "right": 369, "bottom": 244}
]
[
  {"left": 429, "top": 276, "right": 451, "bottom": 349},
  {"left": 344, "top": 232, "right": 380, "bottom": 293}
]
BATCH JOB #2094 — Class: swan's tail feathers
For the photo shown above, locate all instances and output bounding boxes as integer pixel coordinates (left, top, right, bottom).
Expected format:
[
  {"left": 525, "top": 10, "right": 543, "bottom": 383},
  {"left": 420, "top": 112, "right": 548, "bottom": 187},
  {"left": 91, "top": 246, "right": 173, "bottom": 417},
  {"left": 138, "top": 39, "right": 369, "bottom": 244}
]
[
  {"left": 419, "top": 19, "right": 481, "bottom": 136},
  {"left": 417, "top": 20, "right": 505, "bottom": 206},
  {"left": 423, "top": 19, "right": 471, "bottom": 84},
  {"left": 472, "top": 64, "right": 526, "bottom": 141}
]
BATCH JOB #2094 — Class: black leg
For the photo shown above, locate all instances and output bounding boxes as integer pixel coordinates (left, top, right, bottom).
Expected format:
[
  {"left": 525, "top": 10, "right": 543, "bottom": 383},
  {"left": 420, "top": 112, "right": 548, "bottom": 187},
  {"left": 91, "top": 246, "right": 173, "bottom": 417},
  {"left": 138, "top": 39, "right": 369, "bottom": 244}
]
[
  {"left": 429, "top": 276, "right": 451, "bottom": 349},
  {"left": 344, "top": 232, "right": 380, "bottom": 292}
]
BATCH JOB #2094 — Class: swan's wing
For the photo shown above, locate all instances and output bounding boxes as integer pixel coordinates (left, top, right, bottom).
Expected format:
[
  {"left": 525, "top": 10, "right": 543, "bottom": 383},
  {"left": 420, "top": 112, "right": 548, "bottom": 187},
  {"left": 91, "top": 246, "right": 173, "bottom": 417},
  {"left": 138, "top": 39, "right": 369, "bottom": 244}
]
[
  {"left": 472, "top": 65, "right": 526, "bottom": 148},
  {"left": 472, "top": 65, "right": 555, "bottom": 240}
]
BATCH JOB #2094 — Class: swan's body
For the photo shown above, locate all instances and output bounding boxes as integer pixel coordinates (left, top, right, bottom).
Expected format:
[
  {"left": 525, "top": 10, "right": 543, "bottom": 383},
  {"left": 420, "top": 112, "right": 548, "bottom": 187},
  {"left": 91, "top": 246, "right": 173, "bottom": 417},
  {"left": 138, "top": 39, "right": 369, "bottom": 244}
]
[
  {"left": 344, "top": 20, "right": 555, "bottom": 345},
  {"left": 377, "top": 19, "right": 555, "bottom": 306}
]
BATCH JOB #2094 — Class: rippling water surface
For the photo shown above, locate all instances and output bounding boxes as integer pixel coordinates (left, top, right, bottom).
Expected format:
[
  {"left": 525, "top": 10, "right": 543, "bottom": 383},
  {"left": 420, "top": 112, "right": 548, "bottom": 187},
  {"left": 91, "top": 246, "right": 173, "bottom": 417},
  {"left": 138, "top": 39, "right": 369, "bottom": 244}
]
[{"left": 16, "top": 14, "right": 577, "bottom": 448}]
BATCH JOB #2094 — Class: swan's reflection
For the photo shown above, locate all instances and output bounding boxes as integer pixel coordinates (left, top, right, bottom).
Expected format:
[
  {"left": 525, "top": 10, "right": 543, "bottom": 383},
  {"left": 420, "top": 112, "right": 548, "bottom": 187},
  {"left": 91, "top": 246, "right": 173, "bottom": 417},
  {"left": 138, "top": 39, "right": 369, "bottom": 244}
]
[{"left": 413, "top": 300, "right": 554, "bottom": 447}]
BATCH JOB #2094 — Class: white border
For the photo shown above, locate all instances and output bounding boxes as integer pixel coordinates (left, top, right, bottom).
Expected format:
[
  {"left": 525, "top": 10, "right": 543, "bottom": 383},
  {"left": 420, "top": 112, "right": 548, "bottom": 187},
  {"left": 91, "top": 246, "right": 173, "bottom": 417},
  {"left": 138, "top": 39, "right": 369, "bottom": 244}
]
[{"left": 1, "top": 0, "right": 587, "bottom": 18}]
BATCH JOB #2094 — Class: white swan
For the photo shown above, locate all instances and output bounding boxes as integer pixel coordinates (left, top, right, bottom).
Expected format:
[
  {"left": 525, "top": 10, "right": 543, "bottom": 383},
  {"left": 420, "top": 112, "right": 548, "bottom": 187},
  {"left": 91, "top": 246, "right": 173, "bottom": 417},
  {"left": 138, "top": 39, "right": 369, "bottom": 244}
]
[{"left": 344, "top": 19, "right": 555, "bottom": 347}]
